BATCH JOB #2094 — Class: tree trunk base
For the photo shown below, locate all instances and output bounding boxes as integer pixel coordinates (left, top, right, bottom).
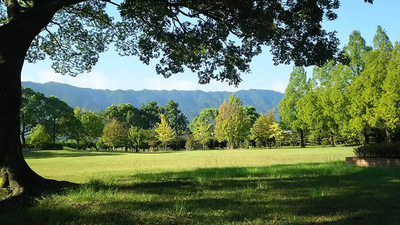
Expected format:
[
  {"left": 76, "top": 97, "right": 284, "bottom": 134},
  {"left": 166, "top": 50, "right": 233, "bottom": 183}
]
[{"left": 0, "top": 171, "right": 80, "bottom": 214}]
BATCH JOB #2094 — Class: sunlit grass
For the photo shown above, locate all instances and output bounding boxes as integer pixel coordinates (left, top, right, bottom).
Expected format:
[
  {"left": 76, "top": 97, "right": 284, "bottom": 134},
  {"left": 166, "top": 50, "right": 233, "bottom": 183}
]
[
  {"left": 2, "top": 147, "right": 399, "bottom": 224},
  {"left": 24, "top": 147, "right": 355, "bottom": 183}
]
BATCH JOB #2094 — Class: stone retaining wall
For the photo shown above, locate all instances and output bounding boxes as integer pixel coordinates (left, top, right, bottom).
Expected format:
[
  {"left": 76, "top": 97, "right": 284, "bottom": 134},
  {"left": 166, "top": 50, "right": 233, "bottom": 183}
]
[{"left": 346, "top": 157, "right": 400, "bottom": 167}]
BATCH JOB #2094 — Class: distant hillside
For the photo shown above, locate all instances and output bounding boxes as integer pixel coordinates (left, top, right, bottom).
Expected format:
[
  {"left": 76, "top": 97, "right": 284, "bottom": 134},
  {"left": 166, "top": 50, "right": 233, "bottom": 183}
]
[{"left": 22, "top": 81, "right": 285, "bottom": 120}]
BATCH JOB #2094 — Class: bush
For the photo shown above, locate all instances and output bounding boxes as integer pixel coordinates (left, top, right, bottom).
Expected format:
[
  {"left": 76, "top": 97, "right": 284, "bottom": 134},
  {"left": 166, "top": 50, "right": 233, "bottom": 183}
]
[
  {"left": 96, "top": 140, "right": 106, "bottom": 150},
  {"left": 65, "top": 140, "right": 78, "bottom": 149},
  {"left": 41, "top": 143, "right": 64, "bottom": 150},
  {"left": 169, "top": 137, "right": 186, "bottom": 150},
  {"left": 354, "top": 142, "right": 400, "bottom": 158}
]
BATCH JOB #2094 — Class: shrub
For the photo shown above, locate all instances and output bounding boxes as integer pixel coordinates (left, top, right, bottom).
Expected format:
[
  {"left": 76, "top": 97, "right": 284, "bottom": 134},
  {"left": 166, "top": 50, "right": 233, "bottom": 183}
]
[
  {"left": 65, "top": 140, "right": 78, "bottom": 149},
  {"left": 41, "top": 143, "right": 64, "bottom": 150},
  {"left": 169, "top": 137, "right": 186, "bottom": 150},
  {"left": 354, "top": 142, "right": 400, "bottom": 158}
]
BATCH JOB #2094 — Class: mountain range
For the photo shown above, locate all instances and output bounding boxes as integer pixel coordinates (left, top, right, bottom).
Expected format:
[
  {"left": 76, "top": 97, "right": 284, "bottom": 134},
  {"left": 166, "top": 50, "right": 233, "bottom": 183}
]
[{"left": 22, "top": 81, "right": 285, "bottom": 121}]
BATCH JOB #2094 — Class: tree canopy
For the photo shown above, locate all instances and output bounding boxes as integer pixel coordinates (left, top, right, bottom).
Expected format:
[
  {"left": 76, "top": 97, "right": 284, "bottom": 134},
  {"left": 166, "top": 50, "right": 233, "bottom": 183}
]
[
  {"left": 1, "top": 0, "right": 344, "bottom": 85},
  {"left": 154, "top": 114, "right": 175, "bottom": 150},
  {"left": 214, "top": 94, "right": 249, "bottom": 149}
]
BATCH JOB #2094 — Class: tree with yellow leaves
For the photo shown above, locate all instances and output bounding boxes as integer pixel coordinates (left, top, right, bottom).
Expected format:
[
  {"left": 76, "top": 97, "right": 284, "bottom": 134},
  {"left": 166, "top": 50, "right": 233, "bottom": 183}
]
[
  {"left": 154, "top": 114, "right": 176, "bottom": 151},
  {"left": 250, "top": 109, "right": 281, "bottom": 148}
]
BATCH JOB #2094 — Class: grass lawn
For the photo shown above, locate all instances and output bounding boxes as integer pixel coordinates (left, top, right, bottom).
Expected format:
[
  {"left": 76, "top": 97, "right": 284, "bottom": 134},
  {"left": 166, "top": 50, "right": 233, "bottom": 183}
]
[{"left": 2, "top": 147, "right": 400, "bottom": 224}]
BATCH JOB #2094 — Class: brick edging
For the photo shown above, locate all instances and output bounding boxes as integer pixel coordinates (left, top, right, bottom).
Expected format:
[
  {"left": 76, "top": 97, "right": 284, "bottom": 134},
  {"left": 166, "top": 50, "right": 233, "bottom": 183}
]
[{"left": 346, "top": 157, "right": 400, "bottom": 167}]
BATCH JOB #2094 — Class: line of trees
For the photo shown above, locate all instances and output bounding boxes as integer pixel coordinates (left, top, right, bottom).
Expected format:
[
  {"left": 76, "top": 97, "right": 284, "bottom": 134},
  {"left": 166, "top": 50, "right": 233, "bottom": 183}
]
[
  {"left": 28, "top": 24, "right": 400, "bottom": 152},
  {"left": 22, "top": 87, "right": 285, "bottom": 151},
  {"left": 189, "top": 94, "right": 281, "bottom": 150},
  {"left": 279, "top": 26, "right": 400, "bottom": 147},
  {"left": 22, "top": 87, "right": 189, "bottom": 151}
]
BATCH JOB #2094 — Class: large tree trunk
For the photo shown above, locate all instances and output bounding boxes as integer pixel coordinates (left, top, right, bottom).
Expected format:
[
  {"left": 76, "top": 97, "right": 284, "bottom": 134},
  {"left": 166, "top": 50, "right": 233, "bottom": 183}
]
[
  {"left": 299, "top": 129, "right": 306, "bottom": 148},
  {"left": 361, "top": 130, "right": 370, "bottom": 146},
  {"left": 330, "top": 132, "right": 336, "bottom": 147},
  {"left": 385, "top": 129, "right": 392, "bottom": 143},
  {"left": 0, "top": 8, "right": 77, "bottom": 208}
]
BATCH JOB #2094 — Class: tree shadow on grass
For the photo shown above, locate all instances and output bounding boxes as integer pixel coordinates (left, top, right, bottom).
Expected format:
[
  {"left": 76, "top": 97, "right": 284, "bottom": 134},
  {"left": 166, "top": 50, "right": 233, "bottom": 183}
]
[
  {"left": 2, "top": 162, "right": 400, "bottom": 224},
  {"left": 23, "top": 150, "right": 124, "bottom": 159},
  {"left": 23, "top": 149, "right": 177, "bottom": 159}
]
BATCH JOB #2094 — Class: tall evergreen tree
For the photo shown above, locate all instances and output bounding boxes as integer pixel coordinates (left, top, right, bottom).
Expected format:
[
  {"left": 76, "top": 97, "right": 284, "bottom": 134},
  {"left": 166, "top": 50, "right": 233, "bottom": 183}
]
[
  {"left": 348, "top": 26, "right": 392, "bottom": 144},
  {"left": 343, "top": 30, "right": 371, "bottom": 77},
  {"left": 279, "top": 67, "right": 309, "bottom": 148},
  {"left": 377, "top": 42, "right": 400, "bottom": 141}
]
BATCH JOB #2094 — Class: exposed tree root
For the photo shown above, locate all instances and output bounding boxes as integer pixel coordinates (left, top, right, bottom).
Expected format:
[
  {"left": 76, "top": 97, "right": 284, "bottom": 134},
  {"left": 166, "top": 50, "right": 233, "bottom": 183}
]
[{"left": 0, "top": 175, "right": 80, "bottom": 214}]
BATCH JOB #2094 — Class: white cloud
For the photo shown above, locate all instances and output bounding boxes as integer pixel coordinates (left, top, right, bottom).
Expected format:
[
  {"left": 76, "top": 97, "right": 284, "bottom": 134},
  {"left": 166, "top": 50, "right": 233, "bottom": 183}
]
[
  {"left": 35, "top": 70, "right": 115, "bottom": 90},
  {"left": 265, "top": 80, "right": 287, "bottom": 93},
  {"left": 143, "top": 75, "right": 246, "bottom": 92},
  {"left": 143, "top": 77, "right": 198, "bottom": 91}
]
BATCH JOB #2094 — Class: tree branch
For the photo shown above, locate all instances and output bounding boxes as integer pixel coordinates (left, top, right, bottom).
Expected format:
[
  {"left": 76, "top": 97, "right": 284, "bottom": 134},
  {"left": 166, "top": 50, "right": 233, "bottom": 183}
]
[
  {"left": 100, "top": 0, "right": 120, "bottom": 7},
  {"left": 50, "top": 20, "right": 88, "bottom": 43},
  {"left": 44, "top": 27, "right": 69, "bottom": 55},
  {"left": 66, "top": 5, "right": 115, "bottom": 29},
  {"left": 4, "top": 0, "right": 21, "bottom": 19}
]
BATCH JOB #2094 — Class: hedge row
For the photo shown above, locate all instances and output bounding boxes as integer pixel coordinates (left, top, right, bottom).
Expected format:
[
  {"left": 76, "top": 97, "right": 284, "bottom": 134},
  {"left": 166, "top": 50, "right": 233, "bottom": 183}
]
[{"left": 354, "top": 142, "right": 400, "bottom": 158}]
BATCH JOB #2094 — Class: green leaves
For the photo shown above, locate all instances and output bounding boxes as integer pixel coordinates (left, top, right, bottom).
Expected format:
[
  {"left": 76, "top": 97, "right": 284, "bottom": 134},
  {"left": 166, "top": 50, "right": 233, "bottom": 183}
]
[
  {"left": 214, "top": 94, "right": 249, "bottom": 149},
  {"left": 250, "top": 109, "right": 279, "bottom": 147},
  {"left": 282, "top": 26, "right": 400, "bottom": 145},
  {"left": 192, "top": 119, "right": 212, "bottom": 150},
  {"left": 26, "top": 1, "right": 116, "bottom": 76},
  {"left": 279, "top": 67, "right": 308, "bottom": 134},
  {"left": 7, "top": 0, "right": 343, "bottom": 84},
  {"left": 102, "top": 118, "right": 129, "bottom": 149}
]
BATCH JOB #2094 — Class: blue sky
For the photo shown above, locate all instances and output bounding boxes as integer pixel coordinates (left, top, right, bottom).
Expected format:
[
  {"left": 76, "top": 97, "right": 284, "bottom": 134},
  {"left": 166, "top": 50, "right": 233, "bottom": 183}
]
[{"left": 22, "top": 1, "right": 400, "bottom": 93}]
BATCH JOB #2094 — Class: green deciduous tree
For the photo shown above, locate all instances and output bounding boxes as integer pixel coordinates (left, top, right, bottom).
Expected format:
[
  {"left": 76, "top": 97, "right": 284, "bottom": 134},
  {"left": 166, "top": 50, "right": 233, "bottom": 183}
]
[
  {"left": 20, "top": 87, "right": 46, "bottom": 147},
  {"left": 29, "top": 125, "right": 52, "bottom": 149},
  {"left": 192, "top": 120, "right": 212, "bottom": 150},
  {"left": 244, "top": 106, "right": 259, "bottom": 128},
  {"left": 162, "top": 100, "right": 188, "bottom": 136},
  {"left": 214, "top": 94, "right": 249, "bottom": 149},
  {"left": 140, "top": 101, "right": 161, "bottom": 129},
  {"left": 250, "top": 109, "right": 279, "bottom": 148},
  {"left": 189, "top": 108, "right": 218, "bottom": 132},
  {"left": 300, "top": 62, "right": 349, "bottom": 147},
  {"left": 145, "top": 129, "right": 158, "bottom": 151},
  {"left": 129, "top": 126, "right": 147, "bottom": 152},
  {"left": 68, "top": 107, "right": 104, "bottom": 149},
  {"left": 65, "top": 111, "right": 84, "bottom": 149},
  {"left": 154, "top": 114, "right": 175, "bottom": 151},
  {"left": 41, "top": 96, "right": 74, "bottom": 148},
  {"left": 106, "top": 104, "right": 142, "bottom": 128},
  {"left": 102, "top": 118, "right": 129, "bottom": 150},
  {"left": 189, "top": 108, "right": 218, "bottom": 149},
  {"left": 343, "top": 30, "right": 371, "bottom": 77}
]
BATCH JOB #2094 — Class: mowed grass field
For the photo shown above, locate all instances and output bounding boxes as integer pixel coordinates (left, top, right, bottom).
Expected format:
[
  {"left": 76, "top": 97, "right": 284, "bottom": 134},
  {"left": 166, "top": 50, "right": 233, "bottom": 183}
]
[
  {"left": 2, "top": 147, "right": 400, "bottom": 224},
  {"left": 24, "top": 147, "right": 354, "bottom": 183}
]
